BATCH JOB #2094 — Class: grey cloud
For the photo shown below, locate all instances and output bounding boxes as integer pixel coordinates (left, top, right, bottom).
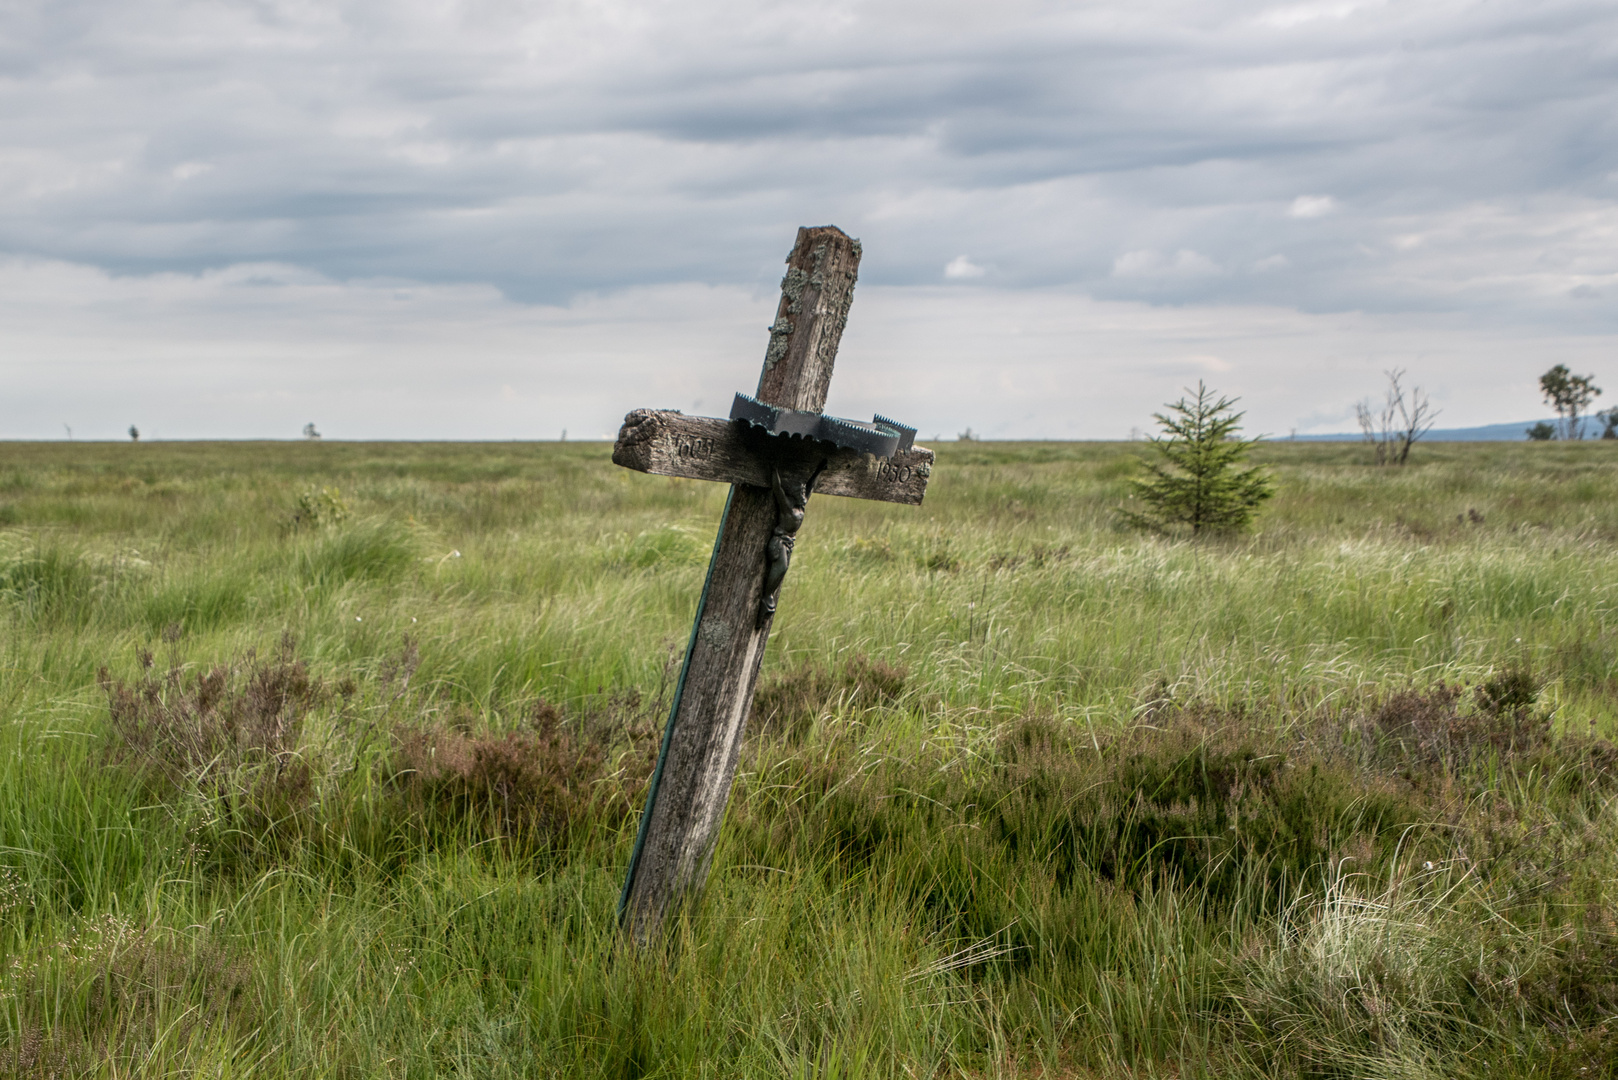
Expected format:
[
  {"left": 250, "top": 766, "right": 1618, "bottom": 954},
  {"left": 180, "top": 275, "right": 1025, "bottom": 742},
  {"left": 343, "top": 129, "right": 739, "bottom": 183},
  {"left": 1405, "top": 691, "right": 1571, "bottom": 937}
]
[{"left": 0, "top": 0, "right": 1615, "bottom": 326}]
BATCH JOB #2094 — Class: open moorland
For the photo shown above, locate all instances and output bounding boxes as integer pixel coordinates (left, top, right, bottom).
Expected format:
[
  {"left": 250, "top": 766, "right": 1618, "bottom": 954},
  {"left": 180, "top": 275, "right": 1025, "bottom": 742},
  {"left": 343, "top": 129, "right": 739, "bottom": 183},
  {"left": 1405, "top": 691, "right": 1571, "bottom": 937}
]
[{"left": 2, "top": 438, "right": 1618, "bottom": 1078}]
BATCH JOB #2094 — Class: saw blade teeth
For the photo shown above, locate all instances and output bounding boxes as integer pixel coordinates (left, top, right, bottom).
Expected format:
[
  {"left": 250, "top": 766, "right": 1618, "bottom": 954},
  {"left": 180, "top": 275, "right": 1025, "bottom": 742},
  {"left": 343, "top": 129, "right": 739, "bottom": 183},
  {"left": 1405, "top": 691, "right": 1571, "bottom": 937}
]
[
  {"left": 815, "top": 415, "right": 901, "bottom": 457},
  {"left": 872, "top": 414, "right": 916, "bottom": 452},
  {"left": 729, "top": 391, "right": 904, "bottom": 456},
  {"left": 730, "top": 391, "right": 778, "bottom": 428},
  {"left": 818, "top": 417, "right": 870, "bottom": 440}
]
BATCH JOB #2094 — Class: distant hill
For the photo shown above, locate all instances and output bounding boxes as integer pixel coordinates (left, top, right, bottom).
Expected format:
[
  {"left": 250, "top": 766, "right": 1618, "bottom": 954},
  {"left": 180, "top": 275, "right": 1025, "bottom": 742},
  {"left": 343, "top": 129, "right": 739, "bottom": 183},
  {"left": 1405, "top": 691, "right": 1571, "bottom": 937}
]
[{"left": 1284, "top": 417, "right": 1609, "bottom": 442}]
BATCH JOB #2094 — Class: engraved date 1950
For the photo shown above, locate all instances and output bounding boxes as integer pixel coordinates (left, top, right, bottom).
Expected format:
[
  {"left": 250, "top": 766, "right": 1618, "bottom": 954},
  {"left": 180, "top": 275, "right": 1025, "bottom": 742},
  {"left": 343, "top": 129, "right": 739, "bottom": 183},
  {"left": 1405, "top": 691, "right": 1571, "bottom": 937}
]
[{"left": 874, "top": 459, "right": 914, "bottom": 483}]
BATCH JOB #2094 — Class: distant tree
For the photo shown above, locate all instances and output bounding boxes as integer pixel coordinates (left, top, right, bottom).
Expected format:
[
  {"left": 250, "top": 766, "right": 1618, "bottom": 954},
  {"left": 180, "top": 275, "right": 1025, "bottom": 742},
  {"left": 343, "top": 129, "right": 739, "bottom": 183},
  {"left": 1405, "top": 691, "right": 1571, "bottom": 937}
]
[
  {"left": 1600, "top": 407, "right": 1618, "bottom": 440},
  {"left": 1120, "top": 382, "right": 1274, "bottom": 536},
  {"left": 1354, "top": 368, "right": 1438, "bottom": 465},
  {"left": 1526, "top": 421, "right": 1556, "bottom": 441},
  {"left": 957, "top": 427, "right": 978, "bottom": 442},
  {"left": 303, "top": 423, "right": 321, "bottom": 440},
  {"left": 128, "top": 425, "right": 140, "bottom": 443},
  {"left": 1539, "top": 365, "right": 1601, "bottom": 440}
]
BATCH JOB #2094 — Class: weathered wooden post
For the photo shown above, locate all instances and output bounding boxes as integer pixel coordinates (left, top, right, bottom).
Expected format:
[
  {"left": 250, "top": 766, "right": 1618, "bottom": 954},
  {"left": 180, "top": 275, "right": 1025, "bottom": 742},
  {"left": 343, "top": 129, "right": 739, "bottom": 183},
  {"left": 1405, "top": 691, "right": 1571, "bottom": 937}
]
[{"left": 613, "top": 225, "right": 934, "bottom": 940}]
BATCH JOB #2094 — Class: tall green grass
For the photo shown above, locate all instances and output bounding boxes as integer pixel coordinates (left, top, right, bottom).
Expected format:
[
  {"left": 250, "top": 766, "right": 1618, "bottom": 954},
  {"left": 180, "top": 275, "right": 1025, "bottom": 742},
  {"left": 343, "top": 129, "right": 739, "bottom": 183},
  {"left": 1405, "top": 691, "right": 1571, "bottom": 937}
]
[{"left": 1, "top": 438, "right": 1617, "bottom": 1076}]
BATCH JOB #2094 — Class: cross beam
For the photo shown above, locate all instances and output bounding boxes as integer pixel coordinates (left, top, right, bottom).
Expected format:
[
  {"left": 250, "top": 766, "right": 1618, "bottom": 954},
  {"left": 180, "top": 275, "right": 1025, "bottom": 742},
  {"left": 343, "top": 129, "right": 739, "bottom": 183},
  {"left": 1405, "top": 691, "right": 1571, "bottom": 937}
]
[
  {"left": 614, "top": 226, "right": 933, "bottom": 940},
  {"left": 613, "top": 408, "right": 932, "bottom": 505}
]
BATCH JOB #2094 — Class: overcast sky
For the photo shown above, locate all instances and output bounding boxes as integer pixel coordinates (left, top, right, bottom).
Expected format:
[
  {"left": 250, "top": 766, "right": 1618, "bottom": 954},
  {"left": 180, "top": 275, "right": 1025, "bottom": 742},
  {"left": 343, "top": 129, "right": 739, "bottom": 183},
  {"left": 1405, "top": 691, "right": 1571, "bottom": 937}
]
[{"left": 3, "top": 0, "right": 1615, "bottom": 440}]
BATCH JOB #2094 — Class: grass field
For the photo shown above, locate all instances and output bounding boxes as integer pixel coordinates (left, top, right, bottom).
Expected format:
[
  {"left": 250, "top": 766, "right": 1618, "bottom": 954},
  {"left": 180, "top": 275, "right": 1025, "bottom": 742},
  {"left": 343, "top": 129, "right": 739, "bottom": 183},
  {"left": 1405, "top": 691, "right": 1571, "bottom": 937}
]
[{"left": 2, "top": 437, "right": 1617, "bottom": 1077}]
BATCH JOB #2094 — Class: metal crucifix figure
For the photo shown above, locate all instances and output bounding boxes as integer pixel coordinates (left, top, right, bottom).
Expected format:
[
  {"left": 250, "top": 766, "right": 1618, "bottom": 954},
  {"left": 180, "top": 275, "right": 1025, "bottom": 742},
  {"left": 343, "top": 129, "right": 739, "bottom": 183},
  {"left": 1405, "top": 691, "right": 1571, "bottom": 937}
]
[
  {"left": 759, "top": 460, "right": 824, "bottom": 627},
  {"left": 610, "top": 225, "right": 934, "bottom": 941}
]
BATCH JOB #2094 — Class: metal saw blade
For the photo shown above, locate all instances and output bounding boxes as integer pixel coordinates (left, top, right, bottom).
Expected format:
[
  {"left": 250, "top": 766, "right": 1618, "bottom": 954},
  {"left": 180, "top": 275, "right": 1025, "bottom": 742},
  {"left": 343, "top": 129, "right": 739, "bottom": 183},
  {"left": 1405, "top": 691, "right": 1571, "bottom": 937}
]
[{"left": 730, "top": 392, "right": 912, "bottom": 458}]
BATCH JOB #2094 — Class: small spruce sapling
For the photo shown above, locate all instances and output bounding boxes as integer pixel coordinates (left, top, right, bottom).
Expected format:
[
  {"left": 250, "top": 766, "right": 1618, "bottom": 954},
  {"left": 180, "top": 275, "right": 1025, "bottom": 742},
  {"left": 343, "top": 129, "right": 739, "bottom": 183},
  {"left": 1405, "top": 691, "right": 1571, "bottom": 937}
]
[{"left": 1121, "top": 382, "right": 1274, "bottom": 535}]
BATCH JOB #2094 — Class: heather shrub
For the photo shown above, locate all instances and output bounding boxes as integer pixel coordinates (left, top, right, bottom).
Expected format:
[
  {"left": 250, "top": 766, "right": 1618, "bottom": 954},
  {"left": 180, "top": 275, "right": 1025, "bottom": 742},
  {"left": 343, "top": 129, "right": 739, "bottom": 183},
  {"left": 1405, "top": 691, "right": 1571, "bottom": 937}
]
[
  {"left": 751, "top": 654, "right": 908, "bottom": 741},
  {"left": 1365, "top": 673, "right": 1553, "bottom": 770},
  {"left": 389, "top": 700, "right": 658, "bottom": 855},
  {"left": 96, "top": 630, "right": 329, "bottom": 869},
  {"left": 99, "top": 630, "right": 321, "bottom": 785},
  {"left": 0, "top": 917, "right": 256, "bottom": 1075}
]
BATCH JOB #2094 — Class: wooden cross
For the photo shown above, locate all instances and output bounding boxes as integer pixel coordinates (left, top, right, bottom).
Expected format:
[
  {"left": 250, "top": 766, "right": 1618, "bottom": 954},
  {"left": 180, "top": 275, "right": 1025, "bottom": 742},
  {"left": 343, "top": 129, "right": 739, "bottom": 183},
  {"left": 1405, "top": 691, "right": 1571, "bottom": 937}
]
[{"left": 613, "top": 225, "right": 934, "bottom": 940}]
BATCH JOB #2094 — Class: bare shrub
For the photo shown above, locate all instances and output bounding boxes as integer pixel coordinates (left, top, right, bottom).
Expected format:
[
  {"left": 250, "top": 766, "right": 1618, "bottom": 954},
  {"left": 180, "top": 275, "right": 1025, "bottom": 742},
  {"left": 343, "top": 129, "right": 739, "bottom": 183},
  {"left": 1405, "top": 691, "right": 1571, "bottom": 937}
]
[{"left": 1355, "top": 368, "right": 1439, "bottom": 465}]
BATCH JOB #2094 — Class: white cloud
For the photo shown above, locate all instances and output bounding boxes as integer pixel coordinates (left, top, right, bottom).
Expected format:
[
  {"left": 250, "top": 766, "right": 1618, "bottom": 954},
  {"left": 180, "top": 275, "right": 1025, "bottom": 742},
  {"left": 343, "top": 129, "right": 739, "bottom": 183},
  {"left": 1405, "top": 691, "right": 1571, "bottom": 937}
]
[
  {"left": 944, "top": 255, "right": 985, "bottom": 279},
  {"left": 1288, "top": 195, "right": 1337, "bottom": 219},
  {"left": 1112, "top": 249, "right": 1225, "bottom": 279},
  {"left": 1257, "top": 1, "right": 1386, "bottom": 29}
]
